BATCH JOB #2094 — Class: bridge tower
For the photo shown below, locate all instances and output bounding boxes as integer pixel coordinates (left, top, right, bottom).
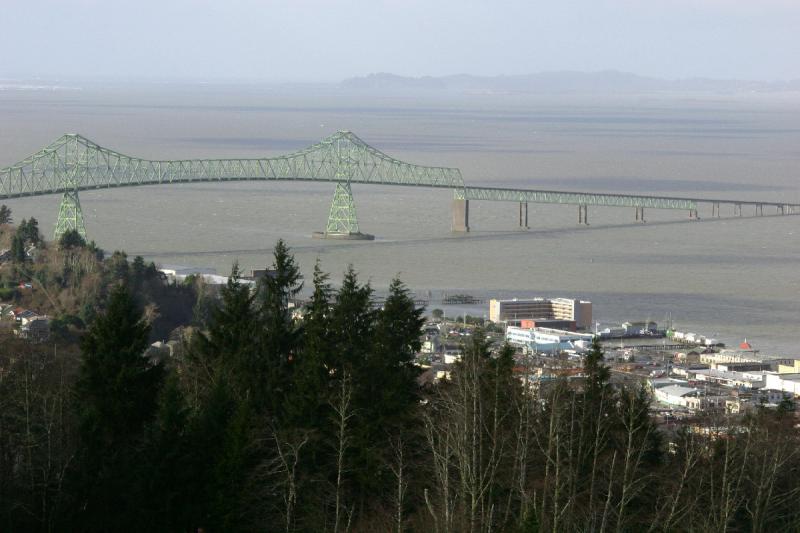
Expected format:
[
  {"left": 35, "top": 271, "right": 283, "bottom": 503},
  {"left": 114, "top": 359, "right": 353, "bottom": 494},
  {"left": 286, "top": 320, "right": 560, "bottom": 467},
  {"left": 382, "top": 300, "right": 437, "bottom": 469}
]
[
  {"left": 53, "top": 135, "right": 89, "bottom": 241},
  {"left": 53, "top": 187, "right": 86, "bottom": 241},
  {"left": 313, "top": 132, "right": 374, "bottom": 240},
  {"left": 324, "top": 181, "right": 361, "bottom": 234}
]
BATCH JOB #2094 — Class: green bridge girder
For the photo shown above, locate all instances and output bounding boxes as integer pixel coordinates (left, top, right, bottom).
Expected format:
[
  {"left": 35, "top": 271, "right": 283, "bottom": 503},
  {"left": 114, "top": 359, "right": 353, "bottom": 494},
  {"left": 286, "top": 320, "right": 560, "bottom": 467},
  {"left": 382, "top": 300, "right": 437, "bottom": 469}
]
[
  {"left": 1, "top": 130, "right": 798, "bottom": 240},
  {"left": 0, "top": 131, "right": 465, "bottom": 198}
]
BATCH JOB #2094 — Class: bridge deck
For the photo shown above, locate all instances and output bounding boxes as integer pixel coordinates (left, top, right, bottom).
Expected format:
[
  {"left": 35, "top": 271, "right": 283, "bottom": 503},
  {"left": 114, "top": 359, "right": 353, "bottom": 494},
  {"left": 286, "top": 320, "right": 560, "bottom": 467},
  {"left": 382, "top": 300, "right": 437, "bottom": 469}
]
[
  {"left": 459, "top": 186, "right": 800, "bottom": 210},
  {"left": 1, "top": 131, "right": 798, "bottom": 212}
]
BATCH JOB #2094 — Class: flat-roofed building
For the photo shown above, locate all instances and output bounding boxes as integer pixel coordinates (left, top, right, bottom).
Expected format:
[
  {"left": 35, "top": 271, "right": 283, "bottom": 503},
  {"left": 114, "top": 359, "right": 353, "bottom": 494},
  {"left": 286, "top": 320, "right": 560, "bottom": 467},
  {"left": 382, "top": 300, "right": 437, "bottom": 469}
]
[
  {"left": 489, "top": 298, "right": 592, "bottom": 329},
  {"left": 692, "top": 369, "right": 766, "bottom": 389},
  {"left": 764, "top": 373, "right": 800, "bottom": 396},
  {"left": 519, "top": 318, "right": 576, "bottom": 331},
  {"left": 654, "top": 385, "right": 700, "bottom": 407},
  {"left": 505, "top": 326, "right": 594, "bottom": 354},
  {"left": 778, "top": 359, "right": 800, "bottom": 374}
]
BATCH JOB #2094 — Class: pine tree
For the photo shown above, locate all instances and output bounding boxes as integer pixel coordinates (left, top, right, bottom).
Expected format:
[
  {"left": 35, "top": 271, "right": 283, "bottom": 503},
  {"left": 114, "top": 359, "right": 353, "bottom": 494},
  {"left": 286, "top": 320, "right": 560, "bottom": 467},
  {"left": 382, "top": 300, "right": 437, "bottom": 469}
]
[
  {"left": 583, "top": 337, "right": 611, "bottom": 402},
  {"left": 286, "top": 260, "right": 333, "bottom": 428},
  {"left": 25, "top": 217, "right": 40, "bottom": 245},
  {"left": 189, "top": 263, "right": 257, "bottom": 399},
  {"left": 329, "top": 265, "right": 374, "bottom": 376},
  {"left": 256, "top": 239, "right": 303, "bottom": 417},
  {"left": 0, "top": 204, "right": 11, "bottom": 224},
  {"left": 370, "top": 277, "right": 425, "bottom": 429},
  {"left": 326, "top": 266, "right": 379, "bottom": 512},
  {"left": 72, "top": 284, "right": 164, "bottom": 531},
  {"left": 10, "top": 233, "right": 26, "bottom": 263},
  {"left": 131, "top": 255, "right": 146, "bottom": 287},
  {"left": 183, "top": 265, "right": 260, "bottom": 530},
  {"left": 110, "top": 251, "right": 130, "bottom": 280},
  {"left": 565, "top": 336, "right": 616, "bottom": 530},
  {"left": 139, "top": 371, "right": 193, "bottom": 531},
  {"left": 58, "top": 228, "right": 86, "bottom": 249},
  {"left": 185, "top": 378, "right": 253, "bottom": 532}
]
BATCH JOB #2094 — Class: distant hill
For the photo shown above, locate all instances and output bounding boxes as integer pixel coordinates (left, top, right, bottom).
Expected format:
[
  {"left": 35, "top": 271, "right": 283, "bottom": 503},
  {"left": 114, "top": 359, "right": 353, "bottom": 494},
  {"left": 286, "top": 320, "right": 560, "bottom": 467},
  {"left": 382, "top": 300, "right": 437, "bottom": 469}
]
[{"left": 340, "top": 71, "right": 800, "bottom": 94}]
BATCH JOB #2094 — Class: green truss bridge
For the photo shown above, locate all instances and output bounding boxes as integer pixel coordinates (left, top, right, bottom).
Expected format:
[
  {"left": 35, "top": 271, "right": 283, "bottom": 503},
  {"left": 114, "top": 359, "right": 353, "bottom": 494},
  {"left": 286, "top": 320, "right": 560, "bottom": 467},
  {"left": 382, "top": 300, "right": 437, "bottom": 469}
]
[{"left": 1, "top": 130, "right": 797, "bottom": 240}]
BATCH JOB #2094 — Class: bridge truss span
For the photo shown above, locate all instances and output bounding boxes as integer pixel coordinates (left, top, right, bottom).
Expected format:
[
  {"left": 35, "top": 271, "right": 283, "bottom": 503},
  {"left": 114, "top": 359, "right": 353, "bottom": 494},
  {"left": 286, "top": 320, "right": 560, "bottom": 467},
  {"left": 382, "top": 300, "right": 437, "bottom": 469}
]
[
  {"left": 0, "top": 131, "right": 465, "bottom": 199},
  {"left": 1, "top": 130, "right": 798, "bottom": 239}
]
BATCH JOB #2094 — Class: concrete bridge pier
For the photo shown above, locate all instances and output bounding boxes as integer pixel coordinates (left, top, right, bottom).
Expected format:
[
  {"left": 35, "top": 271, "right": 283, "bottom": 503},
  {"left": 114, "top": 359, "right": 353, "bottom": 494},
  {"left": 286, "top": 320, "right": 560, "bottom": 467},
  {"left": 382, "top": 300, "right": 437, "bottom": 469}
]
[
  {"left": 689, "top": 209, "right": 699, "bottom": 219},
  {"left": 711, "top": 202, "right": 721, "bottom": 217},
  {"left": 518, "top": 202, "right": 529, "bottom": 229},
  {"left": 577, "top": 204, "right": 588, "bottom": 225},
  {"left": 634, "top": 206, "right": 646, "bottom": 223},
  {"left": 734, "top": 203, "right": 742, "bottom": 216},
  {"left": 452, "top": 198, "right": 470, "bottom": 233}
]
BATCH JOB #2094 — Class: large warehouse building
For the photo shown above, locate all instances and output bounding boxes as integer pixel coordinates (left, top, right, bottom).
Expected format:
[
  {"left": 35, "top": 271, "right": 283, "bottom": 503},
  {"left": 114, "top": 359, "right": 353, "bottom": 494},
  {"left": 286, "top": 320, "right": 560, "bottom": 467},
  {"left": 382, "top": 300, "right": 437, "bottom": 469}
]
[{"left": 489, "top": 297, "right": 592, "bottom": 330}]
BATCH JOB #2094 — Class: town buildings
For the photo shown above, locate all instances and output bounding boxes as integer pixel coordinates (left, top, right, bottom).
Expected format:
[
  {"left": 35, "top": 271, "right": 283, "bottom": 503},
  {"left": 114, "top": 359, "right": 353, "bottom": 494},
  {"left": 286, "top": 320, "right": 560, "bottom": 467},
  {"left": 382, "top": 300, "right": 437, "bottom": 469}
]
[{"left": 489, "top": 297, "right": 592, "bottom": 329}]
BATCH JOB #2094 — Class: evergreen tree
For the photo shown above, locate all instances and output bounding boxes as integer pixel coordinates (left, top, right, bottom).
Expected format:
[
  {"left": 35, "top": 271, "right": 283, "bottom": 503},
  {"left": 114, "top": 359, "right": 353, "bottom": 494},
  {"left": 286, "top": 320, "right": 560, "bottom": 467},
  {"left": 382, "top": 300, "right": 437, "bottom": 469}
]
[
  {"left": 58, "top": 228, "right": 86, "bottom": 249},
  {"left": 107, "top": 251, "right": 129, "bottom": 281},
  {"left": 189, "top": 263, "right": 257, "bottom": 399},
  {"left": 326, "top": 266, "right": 378, "bottom": 511},
  {"left": 562, "top": 336, "right": 619, "bottom": 530},
  {"left": 182, "top": 264, "right": 261, "bottom": 530},
  {"left": 131, "top": 255, "right": 146, "bottom": 287},
  {"left": 286, "top": 260, "right": 333, "bottom": 427},
  {"left": 139, "top": 371, "right": 193, "bottom": 531},
  {"left": 256, "top": 239, "right": 303, "bottom": 417},
  {"left": 583, "top": 337, "right": 611, "bottom": 403},
  {"left": 329, "top": 265, "right": 374, "bottom": 376},
  {"left": 208, "top": 397, "right": 255, "bottom": 532},
  {"left": 72, "top": 284, "right": 164, "bottom": 531},
  {"left": 10, "top": 233, "right": 26, "bottom": 263},
  {"left": 0, "top": 204, "right": 11, "bottom": 224},
  {"left": 369, "top": 277, "right": 425, "bottom": 428},
  {"left": 25, "top": 217, "right": 40, "bottom": 244},
  {"left": 185, "top": 378, "right": 253, "bottom": 532}
]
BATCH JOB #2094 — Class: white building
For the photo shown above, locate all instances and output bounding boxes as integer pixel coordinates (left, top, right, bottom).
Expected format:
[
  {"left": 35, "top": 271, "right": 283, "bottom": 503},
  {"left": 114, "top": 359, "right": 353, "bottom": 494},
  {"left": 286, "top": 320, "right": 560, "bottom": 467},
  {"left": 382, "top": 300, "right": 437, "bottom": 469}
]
[
  {"left": 648, "top": 377, "right": 689, "bottom": 391},
  {"left": 506, "top": 326, "right": 594, "bottom": 354},
  {"left": 691, "top": 369, "right": 766, "bottom": 390},
  {"left": 158, "top": 265, "right": 217, "bottom": 278},
  {"left": 764, "top": 373, "right": 800, "bottom": 397},
  {"left": 700, "top": 350, "right": 763, "bottom": 366},
  {"left": 654, "top": 385, "right": 700, "bottom": 406}
]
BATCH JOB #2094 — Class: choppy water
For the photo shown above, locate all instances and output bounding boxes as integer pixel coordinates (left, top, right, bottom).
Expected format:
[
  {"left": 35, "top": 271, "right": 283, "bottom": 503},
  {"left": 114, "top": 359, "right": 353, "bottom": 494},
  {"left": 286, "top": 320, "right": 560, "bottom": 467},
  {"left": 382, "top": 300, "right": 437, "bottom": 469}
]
[{"left": 1, "top": 86, "right": 799, "bottom": 354}]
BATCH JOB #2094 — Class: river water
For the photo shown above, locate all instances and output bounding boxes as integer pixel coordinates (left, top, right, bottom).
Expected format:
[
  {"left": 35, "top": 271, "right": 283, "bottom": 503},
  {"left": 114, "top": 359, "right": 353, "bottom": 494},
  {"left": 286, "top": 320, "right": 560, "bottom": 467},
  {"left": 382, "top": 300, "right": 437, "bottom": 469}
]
[{"left": 1, "top": 85, "right": 798, "bottom": 354}]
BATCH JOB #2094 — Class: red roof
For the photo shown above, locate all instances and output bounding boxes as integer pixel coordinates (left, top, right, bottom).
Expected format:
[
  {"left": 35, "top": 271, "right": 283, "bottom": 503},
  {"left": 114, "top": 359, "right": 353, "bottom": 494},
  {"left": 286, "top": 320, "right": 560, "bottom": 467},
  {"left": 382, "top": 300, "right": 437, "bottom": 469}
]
[{"left": 739, "top": 341, "right": 752, "bottom": 350}]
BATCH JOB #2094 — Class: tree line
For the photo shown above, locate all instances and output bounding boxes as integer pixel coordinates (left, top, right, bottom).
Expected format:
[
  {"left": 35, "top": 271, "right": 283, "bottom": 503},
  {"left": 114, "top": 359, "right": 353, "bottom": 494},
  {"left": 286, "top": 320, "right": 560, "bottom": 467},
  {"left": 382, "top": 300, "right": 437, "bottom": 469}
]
[{"left": 2, "top": 239, "right": 800, "bottom": 532}]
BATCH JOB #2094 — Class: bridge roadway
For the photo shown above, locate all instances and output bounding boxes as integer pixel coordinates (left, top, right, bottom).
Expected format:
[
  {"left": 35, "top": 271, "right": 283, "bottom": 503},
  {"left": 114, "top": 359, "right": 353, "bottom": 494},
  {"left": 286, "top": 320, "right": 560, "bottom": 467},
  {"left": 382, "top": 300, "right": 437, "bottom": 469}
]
[{"left": 0, "top": 130, "right": 798, "bottom": 238}]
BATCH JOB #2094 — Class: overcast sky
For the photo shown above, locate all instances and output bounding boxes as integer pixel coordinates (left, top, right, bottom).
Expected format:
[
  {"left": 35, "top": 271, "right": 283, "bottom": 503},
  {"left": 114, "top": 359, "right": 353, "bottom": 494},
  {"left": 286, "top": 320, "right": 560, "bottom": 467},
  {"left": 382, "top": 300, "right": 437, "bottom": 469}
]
[{"left": 1, "top": 0, "right": 798, "bottom": 82}]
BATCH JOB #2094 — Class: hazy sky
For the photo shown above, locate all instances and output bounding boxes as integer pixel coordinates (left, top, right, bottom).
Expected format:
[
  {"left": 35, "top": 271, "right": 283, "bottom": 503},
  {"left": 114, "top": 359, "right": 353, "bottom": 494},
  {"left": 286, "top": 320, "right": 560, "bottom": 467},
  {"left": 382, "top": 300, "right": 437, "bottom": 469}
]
[{"left": 1, "top": 0, "right": 798, "bottom": 82}]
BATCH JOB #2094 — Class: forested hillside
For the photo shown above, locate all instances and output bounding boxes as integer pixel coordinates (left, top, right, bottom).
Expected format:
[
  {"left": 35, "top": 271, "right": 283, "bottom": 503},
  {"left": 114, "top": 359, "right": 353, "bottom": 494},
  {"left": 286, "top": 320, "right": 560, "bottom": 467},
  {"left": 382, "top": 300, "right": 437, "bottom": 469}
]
[{"left": 1, "top": 218, "right": 799, "bottom": 532}]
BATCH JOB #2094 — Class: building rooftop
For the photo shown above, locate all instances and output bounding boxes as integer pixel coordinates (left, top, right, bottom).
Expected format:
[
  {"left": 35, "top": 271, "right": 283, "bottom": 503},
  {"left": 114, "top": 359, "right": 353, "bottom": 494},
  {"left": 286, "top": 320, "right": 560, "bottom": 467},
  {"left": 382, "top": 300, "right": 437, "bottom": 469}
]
[
  {"left": 693, "top": 369, "right": 766, "bottom": 381},
  {"left": 658, "top": 385, "right": 699, "bottom": 398},
  {"left": 769, "top": 372, "right": 800, "bottom": 382},
  {"left": 649, "top": 377, "right": 689, "bottom": 389}
]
